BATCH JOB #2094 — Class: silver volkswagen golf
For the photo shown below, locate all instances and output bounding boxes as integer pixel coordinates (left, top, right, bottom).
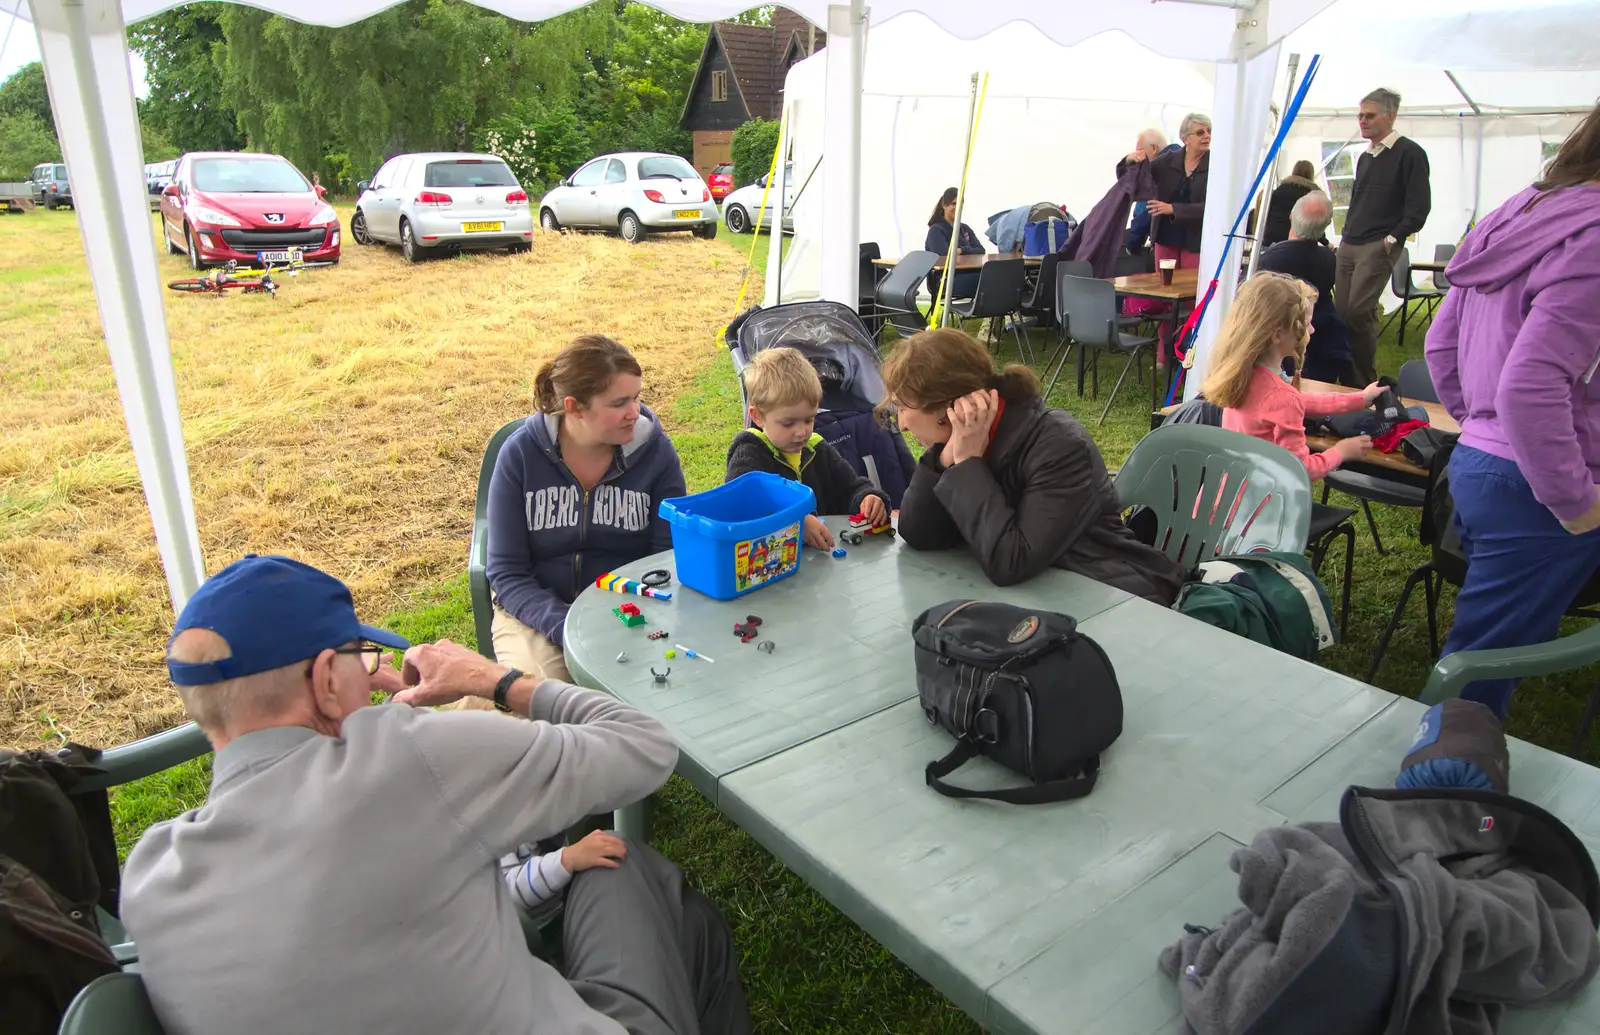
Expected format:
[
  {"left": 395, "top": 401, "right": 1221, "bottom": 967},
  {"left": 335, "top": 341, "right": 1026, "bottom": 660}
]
[
  {"left": 351, "top": 153, "right": 534, "bottom": 262},
  {"left": 538, "top": 152, "right": 717, "bottom": 243}
]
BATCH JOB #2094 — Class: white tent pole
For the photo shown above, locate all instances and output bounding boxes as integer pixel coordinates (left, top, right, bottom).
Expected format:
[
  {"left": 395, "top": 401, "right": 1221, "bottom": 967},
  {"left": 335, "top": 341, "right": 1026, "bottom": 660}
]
[
  {"left": 1444, "top": 71, "right": 1483, "bottom": 115},
  {"left": 29, "top": 0, "right": 205, "bottom": 615},
  {"left": 937, "top": 72, "right": 981, "bottom": 328},
  {"left": 764, "top": 98, "right": 791, "bottom": 305},
  {"left": 819, "top": 0, "right": 866, "bottom": 307}
]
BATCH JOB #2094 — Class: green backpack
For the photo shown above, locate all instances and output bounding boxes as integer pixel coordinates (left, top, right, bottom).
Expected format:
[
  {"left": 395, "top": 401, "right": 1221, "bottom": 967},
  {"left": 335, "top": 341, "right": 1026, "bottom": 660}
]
[{"left": 1174, "top": 551, "right": 1337, "bottom": 660}]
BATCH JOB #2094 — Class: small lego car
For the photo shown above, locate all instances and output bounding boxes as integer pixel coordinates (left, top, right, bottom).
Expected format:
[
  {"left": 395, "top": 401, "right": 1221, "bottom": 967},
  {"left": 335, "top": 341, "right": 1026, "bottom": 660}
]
[{"left": 840, "top": 512, "right": 896, "bottom": 546}]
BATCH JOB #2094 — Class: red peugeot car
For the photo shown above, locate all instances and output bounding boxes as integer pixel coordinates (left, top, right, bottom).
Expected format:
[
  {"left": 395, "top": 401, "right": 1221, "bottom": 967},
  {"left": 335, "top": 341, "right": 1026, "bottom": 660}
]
[
  {"left": 160, "top": 152, "right": 340, "bottom": 269},
  {"left": 707, "top": 162, "right": 735, "bottom": 203}
]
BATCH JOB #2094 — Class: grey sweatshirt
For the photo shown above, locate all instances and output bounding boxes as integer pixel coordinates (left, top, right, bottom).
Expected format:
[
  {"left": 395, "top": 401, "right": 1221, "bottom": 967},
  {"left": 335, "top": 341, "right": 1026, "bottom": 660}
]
[
  {"left": 121, "top": 682, "right": 678, "bottom": 1035},
  {"left": 1160, "top": 786, "right": 1600, "bottom": 1035}
]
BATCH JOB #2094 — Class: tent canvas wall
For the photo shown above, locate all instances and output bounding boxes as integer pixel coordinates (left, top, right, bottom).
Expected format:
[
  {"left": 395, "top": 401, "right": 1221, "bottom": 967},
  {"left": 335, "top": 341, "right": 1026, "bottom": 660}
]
[{"left": 768, "top": 19, "right": 1218, "bottom": 307}]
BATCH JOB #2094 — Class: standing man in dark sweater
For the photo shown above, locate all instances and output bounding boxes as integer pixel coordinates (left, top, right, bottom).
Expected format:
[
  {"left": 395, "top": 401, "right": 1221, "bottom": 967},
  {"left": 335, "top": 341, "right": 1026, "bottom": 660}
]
[{"left": 1334, "top": 87, "right": 1431, "bottom": 384}]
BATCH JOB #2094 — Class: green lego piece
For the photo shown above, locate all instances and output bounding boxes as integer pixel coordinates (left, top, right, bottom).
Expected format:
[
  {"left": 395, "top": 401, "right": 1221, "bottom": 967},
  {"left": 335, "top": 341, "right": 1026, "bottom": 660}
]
[{"left": 612, "top": 606, "right": 647, "bottom": 627}]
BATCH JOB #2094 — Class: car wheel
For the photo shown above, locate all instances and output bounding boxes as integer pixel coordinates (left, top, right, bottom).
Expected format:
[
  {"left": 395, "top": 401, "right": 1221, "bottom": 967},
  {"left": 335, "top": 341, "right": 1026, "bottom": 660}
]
[
  {"left": 509, "top": 242, "right": 532, "bottom": 254},
  {"left": 350, "top": 209, "right": 373, "bottom": 246},
  {"left": 400, "top": 219, "right": 422, "bottom": 263},
  {"left": 725, "top": 205, "right": 749, "bottom": 234},
  {"left": 693, "top": 222, "right": 717, "bottom": 240},
  {"left": 618, "top": 211, "right": 645, "bottom": 244},
  {"left": 539, "top": 208, "right": 560, "bottom": 231},
  {"left": 44, "top": 197, "right": 56, "bottom": 211},
  {"left": 185, "top": 226, "right": 203, "bottom": 270}
]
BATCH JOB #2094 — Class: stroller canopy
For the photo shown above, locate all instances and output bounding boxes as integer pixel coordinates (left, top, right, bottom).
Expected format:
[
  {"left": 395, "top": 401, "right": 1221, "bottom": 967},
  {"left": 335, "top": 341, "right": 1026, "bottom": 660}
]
[{"left": 728, "top": 301, "right": 887, "bottom": 411}]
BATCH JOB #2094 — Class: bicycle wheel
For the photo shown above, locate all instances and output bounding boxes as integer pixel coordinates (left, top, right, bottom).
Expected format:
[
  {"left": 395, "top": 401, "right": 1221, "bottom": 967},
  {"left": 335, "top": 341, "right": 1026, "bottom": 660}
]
[{"left": 167, "top": 279, "right": 214, "bottom": 293}]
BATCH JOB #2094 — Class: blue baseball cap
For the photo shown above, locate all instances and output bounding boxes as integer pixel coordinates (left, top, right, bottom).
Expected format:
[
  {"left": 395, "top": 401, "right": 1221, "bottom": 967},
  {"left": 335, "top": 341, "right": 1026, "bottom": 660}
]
[{"left": 167, "top": 555, "right": 409, "bottom": 686}]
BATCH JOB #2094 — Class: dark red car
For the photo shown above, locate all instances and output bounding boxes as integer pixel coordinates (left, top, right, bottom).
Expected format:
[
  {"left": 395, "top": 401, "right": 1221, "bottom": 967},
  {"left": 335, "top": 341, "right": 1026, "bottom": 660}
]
[
  {"left": 707, "top": 162, "right": 735, "bottom": 203},
  {"left": 160, "top": 152, "right": 340, "bottom": 269}
]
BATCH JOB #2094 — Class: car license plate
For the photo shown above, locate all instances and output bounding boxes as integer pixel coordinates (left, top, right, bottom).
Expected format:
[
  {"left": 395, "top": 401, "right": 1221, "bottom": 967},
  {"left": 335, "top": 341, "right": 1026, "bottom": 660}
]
[
  {"left": 463, "top": 221, "right": 502, "bottom": 233},
  {"left": 258, "top": 249, "right": 302, "bottom": 263},
  {"left": 674, "top": 209, "right": 700, "bottom": 219}
]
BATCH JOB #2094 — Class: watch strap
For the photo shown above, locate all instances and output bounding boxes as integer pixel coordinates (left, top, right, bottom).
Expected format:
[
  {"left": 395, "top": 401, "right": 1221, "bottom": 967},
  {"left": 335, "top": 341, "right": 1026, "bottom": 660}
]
[{"left": 493, "top": 668, "right": 524, "bottom": 713}]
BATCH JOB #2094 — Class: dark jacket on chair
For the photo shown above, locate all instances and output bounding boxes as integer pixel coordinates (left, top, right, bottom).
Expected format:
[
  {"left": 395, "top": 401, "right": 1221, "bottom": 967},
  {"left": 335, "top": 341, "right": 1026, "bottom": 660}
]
[
  {"left": 897, "top": 394, "right": 1186, "bottom": 604},
  {"left": 725, "top": 429, "right": 885, "bottom": 517},
  {"left": 814, "top": 410, "right": 918, "bottom": 510}
]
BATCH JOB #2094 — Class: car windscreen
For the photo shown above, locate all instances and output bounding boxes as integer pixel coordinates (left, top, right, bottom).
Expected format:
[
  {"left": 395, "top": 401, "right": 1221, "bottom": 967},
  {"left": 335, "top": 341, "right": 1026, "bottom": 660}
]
[
  {"left": 192, "top": 158, "right": 310, "bottom": 193},
  {"left": 424, "top": 160, "right": 518, "bottom": 188},
  {"left": 637, "top": 156, "right": 698, "bottom": 181}
]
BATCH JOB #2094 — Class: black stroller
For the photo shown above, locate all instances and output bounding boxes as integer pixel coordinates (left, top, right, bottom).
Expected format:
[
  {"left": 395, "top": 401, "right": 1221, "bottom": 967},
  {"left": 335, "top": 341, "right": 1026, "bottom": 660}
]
[{"left": 725, "top": 301, "right": 917, "bottom": 508}]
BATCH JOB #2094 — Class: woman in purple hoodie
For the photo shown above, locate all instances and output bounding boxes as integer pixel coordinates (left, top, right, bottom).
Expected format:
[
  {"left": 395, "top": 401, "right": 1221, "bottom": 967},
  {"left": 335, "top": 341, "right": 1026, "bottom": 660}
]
[{"left": 1425, "top": 103, "right": 1600, "bottom": 720}]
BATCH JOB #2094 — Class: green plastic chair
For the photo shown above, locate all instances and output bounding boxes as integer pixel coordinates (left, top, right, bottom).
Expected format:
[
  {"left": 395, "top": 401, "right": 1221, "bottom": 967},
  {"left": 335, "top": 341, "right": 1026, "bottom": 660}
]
[
  {"left": 1114, "top": 423, "right": 1313, "bottom": 567},
  {"left": 1420, "top": 623, "right": 1600, "bottom": 756},
  {"left": 470, "top": 419, "right": 527, "bottom": 661},
  {"left": 59, "top": 972, "right": 166, "bottom": 1035}
]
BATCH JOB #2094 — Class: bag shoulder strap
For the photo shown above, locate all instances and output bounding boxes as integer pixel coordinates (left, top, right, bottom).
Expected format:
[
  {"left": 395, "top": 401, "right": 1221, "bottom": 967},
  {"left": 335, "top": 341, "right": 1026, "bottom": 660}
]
[{"left": 924, "top": 741, "right": 1100, "bottom": 805}]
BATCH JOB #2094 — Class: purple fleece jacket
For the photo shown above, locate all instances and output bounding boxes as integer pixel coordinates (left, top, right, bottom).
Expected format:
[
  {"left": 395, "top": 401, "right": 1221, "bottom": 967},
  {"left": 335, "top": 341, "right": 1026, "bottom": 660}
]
[{"left": 1425, "top": 184, "right": 1600, "bottom": 523}]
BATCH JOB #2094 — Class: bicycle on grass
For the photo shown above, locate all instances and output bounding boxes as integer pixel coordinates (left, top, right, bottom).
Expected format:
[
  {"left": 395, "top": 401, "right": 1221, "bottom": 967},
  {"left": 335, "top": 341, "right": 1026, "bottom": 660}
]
[{"left": 167, "top": 261, "right": 278, "bottom": 298}]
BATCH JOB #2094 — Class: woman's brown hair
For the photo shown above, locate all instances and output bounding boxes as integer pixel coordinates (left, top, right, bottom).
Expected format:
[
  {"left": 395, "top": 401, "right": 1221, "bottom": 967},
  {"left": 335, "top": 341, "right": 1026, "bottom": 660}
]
[
  {"left": 1200, "top": 272, "right": 1315, "bottom": 408},
  {"left": 1291, "top": 159, "right": 1316, "bottom": 181},
  {"left": 927, "top": 187, "right": 958, "bottom": 227},
  {"left": 1534, "top": 101, "right": 1600, "bottom": 193},
  {"left": 880, "top": 328, "right": 1037, "bottom": 414},
  {"left": 533, "top": 335, "right": 642, "bottom": 414}
]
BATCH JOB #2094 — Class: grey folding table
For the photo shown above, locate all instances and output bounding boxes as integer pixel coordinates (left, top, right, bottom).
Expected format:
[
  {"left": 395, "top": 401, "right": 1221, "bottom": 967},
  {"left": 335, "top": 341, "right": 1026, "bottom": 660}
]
[{"left": 565, "top": 529, "right": 1600, "bottom": 1035}]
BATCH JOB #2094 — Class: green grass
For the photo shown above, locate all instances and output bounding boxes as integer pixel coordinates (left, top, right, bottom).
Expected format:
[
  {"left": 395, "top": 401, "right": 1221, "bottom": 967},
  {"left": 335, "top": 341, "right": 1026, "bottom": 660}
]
[
  {"left": 105, "top": 249, "right": 1600, "bottom": 1032},
  {"left": 715, "top": 217, "right": 790, "bottom": 281}
]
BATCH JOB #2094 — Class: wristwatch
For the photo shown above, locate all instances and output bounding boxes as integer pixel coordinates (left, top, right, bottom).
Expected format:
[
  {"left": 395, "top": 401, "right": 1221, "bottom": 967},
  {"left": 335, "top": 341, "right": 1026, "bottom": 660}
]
[
  {"left": 1384, "top": 235, "right": 1398, "bottom": 247},
  {"left": 493, "top": 668, "right": 524, "bottom": 713}
]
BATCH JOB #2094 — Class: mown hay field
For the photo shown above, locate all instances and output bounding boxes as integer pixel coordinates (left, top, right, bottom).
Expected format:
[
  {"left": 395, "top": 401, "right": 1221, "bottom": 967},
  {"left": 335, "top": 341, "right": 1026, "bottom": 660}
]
[{"left": 0, "top": 206, "right": 749, "bottom": 748}]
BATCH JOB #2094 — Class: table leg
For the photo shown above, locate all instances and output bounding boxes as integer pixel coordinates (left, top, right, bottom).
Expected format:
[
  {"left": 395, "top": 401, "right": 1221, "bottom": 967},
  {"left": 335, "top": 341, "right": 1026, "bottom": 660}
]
[{"left": 615, "top": 797, "right": 653, "bottom": 842}]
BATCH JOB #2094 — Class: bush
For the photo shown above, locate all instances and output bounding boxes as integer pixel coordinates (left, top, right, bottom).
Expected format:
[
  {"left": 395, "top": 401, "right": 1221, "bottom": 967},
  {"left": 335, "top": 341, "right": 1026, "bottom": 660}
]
[{"left": 730, "top": 118, "right": 780, "bottom": 188}]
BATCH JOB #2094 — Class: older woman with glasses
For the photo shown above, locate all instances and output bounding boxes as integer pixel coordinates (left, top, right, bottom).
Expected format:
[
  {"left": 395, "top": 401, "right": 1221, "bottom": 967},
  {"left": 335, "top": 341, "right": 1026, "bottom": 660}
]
[{"left": 1144, "top": 112, "right": 1211, "bottom": 272}]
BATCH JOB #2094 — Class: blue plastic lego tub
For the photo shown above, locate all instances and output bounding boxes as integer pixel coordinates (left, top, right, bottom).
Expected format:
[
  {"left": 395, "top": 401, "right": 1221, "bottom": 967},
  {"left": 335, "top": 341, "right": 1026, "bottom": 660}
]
[{"left": 661, "top": 472, "right": 816, "bottom": 600}]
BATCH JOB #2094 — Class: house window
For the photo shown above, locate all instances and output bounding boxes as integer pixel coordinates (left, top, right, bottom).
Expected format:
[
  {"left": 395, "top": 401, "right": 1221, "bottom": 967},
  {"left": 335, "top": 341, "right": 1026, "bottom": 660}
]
[
  {"left": 1321, "top": 140, "right": 1365, "bottom": 236},
  {"left": 711, "top": 71, "right": 728, "bottom": 102}
]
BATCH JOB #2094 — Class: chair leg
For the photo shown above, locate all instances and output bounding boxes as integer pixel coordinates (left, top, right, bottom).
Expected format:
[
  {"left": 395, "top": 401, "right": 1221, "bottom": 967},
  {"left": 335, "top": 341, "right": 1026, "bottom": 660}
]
[
  {"left": 1359, "top": 499, "right": 1386, "bottom": 556},
  {"left": 1320, "top": 482, "right": 1330, "bottom": 505},
  {"left": 1015, "top": 315, "right": 1032, "bottom": 364},
  {"left": 1042, "top": 342, "right": 1075, "bottom": 404},
  {"left": 1570, "top": 678, "right": 1600, "bottom": 758},
  {"left": 1366, "top": 564, "right": 1431, "bottom": 684},
  {"left": 1338, "top": 523, "right": 1354, "bottom": 642},
  {"left": 1098, "top": 351, "right": 1141, "bottom": 425},
  {"left": 1422, "top": 568, "right": 1442, "bottom": 658}
]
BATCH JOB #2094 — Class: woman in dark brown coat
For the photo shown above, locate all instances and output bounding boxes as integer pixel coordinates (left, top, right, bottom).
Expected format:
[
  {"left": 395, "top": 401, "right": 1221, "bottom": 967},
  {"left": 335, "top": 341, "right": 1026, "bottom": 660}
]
[{"left": 883, "top": 329, "right": 1186, "bottom": 604}]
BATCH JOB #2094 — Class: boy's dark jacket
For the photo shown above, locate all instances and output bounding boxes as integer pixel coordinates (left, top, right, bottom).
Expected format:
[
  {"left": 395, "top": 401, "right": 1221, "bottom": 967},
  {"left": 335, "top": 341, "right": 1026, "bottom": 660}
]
[{"left": 725, "top": 430, "right": 883, "bottom": 516}]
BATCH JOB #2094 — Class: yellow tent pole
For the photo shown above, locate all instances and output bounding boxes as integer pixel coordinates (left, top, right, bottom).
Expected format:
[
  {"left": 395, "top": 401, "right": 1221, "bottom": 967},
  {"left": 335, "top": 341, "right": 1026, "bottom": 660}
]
[
  {"left": 719, "top": 107, "right": 789, "bottom": 347},
  {"left": 930, "top": 71, "right": 989, "bottom": 330}
]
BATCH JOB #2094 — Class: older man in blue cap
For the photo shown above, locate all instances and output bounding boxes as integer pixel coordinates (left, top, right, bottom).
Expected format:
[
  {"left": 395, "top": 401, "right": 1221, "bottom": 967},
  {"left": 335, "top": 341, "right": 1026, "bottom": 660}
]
[{"left": 121, "top": 554, "right": 750, "bottom": 1035}]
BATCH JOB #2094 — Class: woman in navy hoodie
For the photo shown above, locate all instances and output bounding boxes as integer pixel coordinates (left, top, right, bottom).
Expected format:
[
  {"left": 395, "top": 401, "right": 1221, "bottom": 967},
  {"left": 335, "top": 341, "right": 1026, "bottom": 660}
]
[
  {"left": 924, "top": 187, "right": 986, "bottom": 304},
  {"left": 485, "top": 335, "right": 687, "bottom": 685}
]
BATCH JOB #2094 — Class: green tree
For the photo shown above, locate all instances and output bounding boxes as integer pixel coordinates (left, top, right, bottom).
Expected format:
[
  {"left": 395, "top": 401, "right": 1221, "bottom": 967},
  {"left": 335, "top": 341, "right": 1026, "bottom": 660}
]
[
  {"left": 139, "top": 118, "right": 180, "bottom": 163},
  {"left": 0, "top": 62, "right": 54, "bottom": 136},
  {"left": 128, "top": 10, "right": 244, "bottom": 153},
  {"left": 0, "top": 113, "right": 61, "bottom": 181},
  {"left": 730, "top": 118, "right": 780, "bottom": 187}
]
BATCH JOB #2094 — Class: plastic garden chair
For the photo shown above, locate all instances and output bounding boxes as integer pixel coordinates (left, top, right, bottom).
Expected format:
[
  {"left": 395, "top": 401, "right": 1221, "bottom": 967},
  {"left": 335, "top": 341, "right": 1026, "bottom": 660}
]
[
  {"left": 948, "top": 258, "right": 1031, "bottom": 360},
  {"left": 874, "top": 251, "right": 938, "bottom": 339},
  {"left": 1380, "top": 247, "right": 1446, "bottom": 349},
  {"left": 1114, "top": 423, "right": 1313, "bottom": 567},
  {"left": 470, "top": 419, "right": 526, "bottom": 662},
  {"left": 1058, "top": 275, "right": 1159, "bottom": 425},
  {"left": 59, "top": 973, "right": 167, "bottom": 1035},
  {"left": 1419, "top": 623, "right": 1600, "bottom": 757}
]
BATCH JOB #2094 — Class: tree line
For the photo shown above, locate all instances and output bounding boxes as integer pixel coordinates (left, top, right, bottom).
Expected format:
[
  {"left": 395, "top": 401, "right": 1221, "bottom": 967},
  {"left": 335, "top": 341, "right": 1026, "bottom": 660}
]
[{"left": 2, "top": 1, "right": 772, "bottom": 192}]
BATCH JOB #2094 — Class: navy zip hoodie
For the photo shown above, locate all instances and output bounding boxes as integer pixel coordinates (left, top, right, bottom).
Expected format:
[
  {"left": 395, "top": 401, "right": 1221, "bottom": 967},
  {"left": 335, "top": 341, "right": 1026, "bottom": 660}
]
[{"left": 486, "top": 405, "right": 686, "bottom": 646}]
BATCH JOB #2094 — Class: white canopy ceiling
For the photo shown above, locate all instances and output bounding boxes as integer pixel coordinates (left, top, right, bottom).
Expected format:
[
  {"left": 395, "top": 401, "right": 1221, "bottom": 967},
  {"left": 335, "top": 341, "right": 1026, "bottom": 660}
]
[{"left": 5, "top": 0, "right": 1339, "bottom": 56}]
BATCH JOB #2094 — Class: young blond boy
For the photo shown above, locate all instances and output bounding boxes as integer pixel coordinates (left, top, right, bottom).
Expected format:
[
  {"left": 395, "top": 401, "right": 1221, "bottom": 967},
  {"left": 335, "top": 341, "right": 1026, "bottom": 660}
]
[{"left": 725, "top": 347, "right": 888, "bottom": 549}]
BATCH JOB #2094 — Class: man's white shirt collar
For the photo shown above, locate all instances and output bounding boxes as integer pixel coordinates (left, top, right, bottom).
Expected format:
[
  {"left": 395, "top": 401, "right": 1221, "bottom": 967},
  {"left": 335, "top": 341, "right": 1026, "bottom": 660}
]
[{"left": 1367, "top": 130, "right": 1401, "bottom": 155}]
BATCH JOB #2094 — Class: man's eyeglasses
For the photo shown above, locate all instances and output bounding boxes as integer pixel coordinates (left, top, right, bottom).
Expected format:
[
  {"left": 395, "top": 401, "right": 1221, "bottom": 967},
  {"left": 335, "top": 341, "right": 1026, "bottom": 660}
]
[{"left": 331, "top": 644, "right": 389, "bottom": 675}]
